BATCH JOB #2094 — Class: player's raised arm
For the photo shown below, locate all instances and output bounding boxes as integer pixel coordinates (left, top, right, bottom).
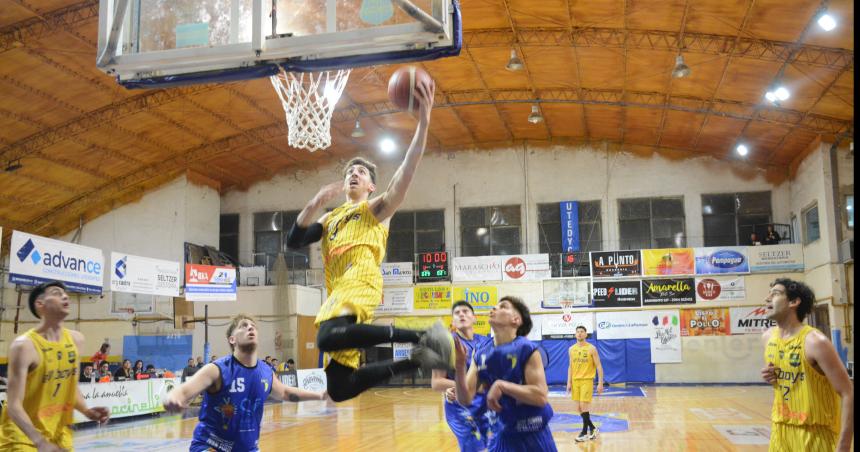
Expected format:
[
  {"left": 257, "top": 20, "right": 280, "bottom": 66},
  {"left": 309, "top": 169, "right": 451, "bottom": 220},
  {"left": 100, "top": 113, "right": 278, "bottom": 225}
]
[
  {"left": 454, "top": 336, "right": 477, "bottom": 406},
  {"left": 287, "top": 181, "right": 343, "bottom": 249},
  {"left": 271, "top": 377, "right": 327, "bottom": 402}
]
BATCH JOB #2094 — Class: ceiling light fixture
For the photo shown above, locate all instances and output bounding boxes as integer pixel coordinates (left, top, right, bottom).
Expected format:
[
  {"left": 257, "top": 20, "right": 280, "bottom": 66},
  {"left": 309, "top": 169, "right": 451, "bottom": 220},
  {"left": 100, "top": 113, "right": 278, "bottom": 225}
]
[
  {"left": 817, "top": 13, "right": 837, "bottom": 31},
  {"left": 765, "top": 85, "right": 790, "bottom": 104},
  {"left": 527, "top": 104, "right": 543, "bottom": 124},
  {"left": 351, "top": 120, "right": 365, "bottom": 138},
  {"left": 380, "top": 137, "right": 396, "bottom": 154},
  {"left": 672, "top": 54, "right": 691, "bottom": 78},
  {"left": 506, "top": 48, "right": 524, "bottom": 71},
  {"left": 736, "top": 144, "right": 749, "bottom": 156},
  {"left": 4, "top": 159, "right": 22, "bottom": 172}
]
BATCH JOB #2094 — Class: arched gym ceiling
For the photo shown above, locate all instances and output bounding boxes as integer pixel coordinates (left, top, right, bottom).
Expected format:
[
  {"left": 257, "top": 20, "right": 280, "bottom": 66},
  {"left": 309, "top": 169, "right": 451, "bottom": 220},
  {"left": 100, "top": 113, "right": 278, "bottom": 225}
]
[{"left": 0, "top": 0, "right": 854, "bottom": 243}]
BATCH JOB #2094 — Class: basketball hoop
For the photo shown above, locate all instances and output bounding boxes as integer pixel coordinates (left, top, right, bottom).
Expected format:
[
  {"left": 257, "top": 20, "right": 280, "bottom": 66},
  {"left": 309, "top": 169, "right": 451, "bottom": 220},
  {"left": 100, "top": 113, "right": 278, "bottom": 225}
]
[
  {"left": 118, "top": 308, "right": 135, "bottom": 322},
  {"left": 270, "top": 68, "right": 351, "bottom": 152},
  {"left": 560, "top": 300, "right": 574, "bottom": 323}
]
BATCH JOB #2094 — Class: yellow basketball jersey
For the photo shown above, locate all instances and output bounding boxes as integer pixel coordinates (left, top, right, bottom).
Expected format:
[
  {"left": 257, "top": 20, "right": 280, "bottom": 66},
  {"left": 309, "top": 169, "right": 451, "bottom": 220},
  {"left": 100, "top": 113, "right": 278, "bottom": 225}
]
[
  {"left": 0, "top": 328, "right": 79, "bottom": 450},
  {"left": 568, "top": 342, "right": 596, "bottom": 380},
  {"left": 764, "top": 325, "right": 840, "bottom": 433}
]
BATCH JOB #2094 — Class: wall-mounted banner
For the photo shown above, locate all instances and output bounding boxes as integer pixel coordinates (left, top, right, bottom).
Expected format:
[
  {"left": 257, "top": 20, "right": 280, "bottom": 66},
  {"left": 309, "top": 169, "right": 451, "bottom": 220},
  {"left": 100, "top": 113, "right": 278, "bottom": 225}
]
[
  {"left": 296, "top": 368, "right": 327, "bottom": 392},
  {"left": 730, "top": 306, "right": 776, "bottom": 334},
  {"left": 592, "top": 280, "right": 642, "bottom": 308},
  {"left": 642, "top": 248, "right": 695, "bottom": 276},
  {"left": 393, "top": 316, "right": 442, "bottom": 331},
  {"left": 452, "top": 256, "right": 502, "bottom": 282},
  {"left": 542, "top": 312, "right": 594, "bottom": 339},
  {"left": 595, "top": 311, "right": 652, "bottom": 339},
  {"left": 9, "top": 230, "right": 104, "bottom": 294},
  {"left": 560, "top": 201, "right": 580, "bottom": 252},
  {"left": 73, "top": 378, "right": 175, "bottom": 423},
  {"left": 376, "top": 287, "right": 414, "bottom": 315},
  {"left": 694, "top": 247, "right": 750, "bottom": 274},
  {"left": 680, "top": 308, "right": 731, "bottom": 336},
  {"left": 110, "top": 252, "right": 181, "bottom": 297},
  {"left": 589, "top": 250, "right": 641, "bottom": 278},
  {"left": 453, "top": 286, "right": 498, "bottom": 311},
  {"left": 184, "top": 264, "right": 236, "bottom": 302},
  {"left": 501, "top": 254, "right": 551, "bottom": 281},
  {"left": 748, "top": 244, "right": 804, "bottom": 272},
  {"left": 542, "top": 277, "right": 591, "bottom": 308},
  {"left": 381, "top": 262, "right": 413, "bottom": 285},
  {"left": 649, "top": 310, "right": 682, "bottom": 363},
  {"left": 393, "top": 342, "right": 413, "bottom": 360},
  {"left": 695, "top": 276, "right": 746, "bottom": 302},
  {"left": 413, "top": 285, "right": 452, "bottom": 310},
  {"left": 641, "top": 278, "right": 696, "bottom": 305}
]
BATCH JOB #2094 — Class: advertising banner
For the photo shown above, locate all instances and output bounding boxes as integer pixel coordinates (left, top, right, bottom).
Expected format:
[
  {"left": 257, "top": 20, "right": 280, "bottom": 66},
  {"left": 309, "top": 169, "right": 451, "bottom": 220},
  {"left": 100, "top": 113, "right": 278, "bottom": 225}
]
[
  {"left": 451, "top": 256, "right": 502, "bottom": 282},
  {"left": 110, "top": 252, "right": 181, "bottom": 297},
  {"left": 649, "top": 310, "right": 682, "bottom": 363},
  {"left": 730, "top": 306, "right": 777, "bottom": 334},
  {"left": 381, "top": 262, "right": 413, "bottom": 285},
  {"left": 560, "top": 201, "right": 580, "bottom": 252},
  {"left": 296, "top": 368, "right": 327, "bottom": 392},
  {"left": 500, "top": 254, "right": 552, "bottom": 281},
  {"left": 542, "top": 277, "right": 591, "bottom": 308},
  {"left": 748, "top": 244, "right": 804, "bottom": 272},
  {"left": 642, "top": 248, "right": 695, "bottom": 276},
  {"left": 453, "top": 286, "right": 498, "bottom": 311},
  {"left": 641, "top": 278, "right": 696, "bottom": 305},
  {"left": 375, "top": 287, "right": 414, "bottom": 315},
  {"left": 694, "top": 246, "right": 750, "bottom": 274},
  {"left": 10, "top": 230, "right": 104, "bottom": 294},
  {"left": 73, "top": 378, "right": 176, "bottom": 423},
  {"left": 413, "top": 285, "right": 452, "bottom": 310},
  {"left": 595, "top": 311, "right": 652, "bottom": 339},
  {"left": 695, "top": 276, "right": 746, "bottom": 302},
  {"left": 592, "top": 280, "right": 642, "bottom": 308},
  {"left": 542, "top": 312, "right": 594, "bottom": 339},
  {"left": 443, "top": 314, "right": 492, "bottom": 336},
  {"left": 589, "top": 250, "right": 641, "bottom": 277},
  {"left": 184, "top": 264, "right": 236, "bottom": 302},
  {"left": 680, "top": 308, "right": 731, "bottom": 336}
]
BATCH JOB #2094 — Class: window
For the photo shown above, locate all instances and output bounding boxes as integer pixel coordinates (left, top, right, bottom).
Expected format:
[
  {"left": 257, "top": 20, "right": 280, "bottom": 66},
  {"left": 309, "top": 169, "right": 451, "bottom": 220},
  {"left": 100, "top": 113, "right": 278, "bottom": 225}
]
[
  {"left": 219, "top": 214, "right": 240, "bottom": 262},
  {"left": 847, "top": 195, "right": 854, "bottom": 229},
  {"left": 386, "top": 210, "right": 445, "bottom": 263},
  {"left": 253, "top": 210, "right": 310, "bottom": 270},
  {"left": 803, "top": 203, "right": 820, "bottom": 244},
  {"left": 702, "top": 192, "right": 772, "bottom": 246},
  {"left": 618, "top": 197, "right": 685, "bottom": 250},
  {"left": 460, "top": 205, "right": 521, "bottom": 256}
]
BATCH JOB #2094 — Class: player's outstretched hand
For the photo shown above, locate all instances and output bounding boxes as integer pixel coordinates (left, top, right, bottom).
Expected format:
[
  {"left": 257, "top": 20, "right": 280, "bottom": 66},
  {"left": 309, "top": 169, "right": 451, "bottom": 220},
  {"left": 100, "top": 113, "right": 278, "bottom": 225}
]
[
  {"left": 761, "top": 363, "right": 778, "bottom": 385},
  {"left": 34, "top": 438, "right": 66, "bottom": 452},
  {"left": 453, "top": 334, "right": 467, "bottom": 371},
  {"left": 486, "top": 381, "right": 504, "bottom": 412},
  {"left": 314, "top": 181, "right": 345, "bottom": 206},
  {"left": 414, "top": 77, "right": 435, "bottom": 123},
  {"left": 163, "top": 390, "right": 188, "bottom": 413},
  {"left": 85, "top": 406, "right": 110, "bottom": 424},
  {"left": 596, "top": 382, "right": 604, "bottom": 395},
  {"left": 444, "top": 387, "right": 456, "bottom": 403}
]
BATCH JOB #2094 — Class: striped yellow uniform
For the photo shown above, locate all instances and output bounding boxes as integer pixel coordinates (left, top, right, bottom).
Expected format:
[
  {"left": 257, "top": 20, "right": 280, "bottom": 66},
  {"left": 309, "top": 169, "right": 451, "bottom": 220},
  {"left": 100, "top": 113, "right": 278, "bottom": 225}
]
[
  {"left": 765, "top": 325, "right": 840, "bottom": 452},
  {"left": 0, "top": 329, "right": 79, "bottom": 451},
  {"left": 568, "top": 342, "right": 596, "bottom": 403},
  {"left": 316, "top": 200, "right": 388, "bottom": 369}
]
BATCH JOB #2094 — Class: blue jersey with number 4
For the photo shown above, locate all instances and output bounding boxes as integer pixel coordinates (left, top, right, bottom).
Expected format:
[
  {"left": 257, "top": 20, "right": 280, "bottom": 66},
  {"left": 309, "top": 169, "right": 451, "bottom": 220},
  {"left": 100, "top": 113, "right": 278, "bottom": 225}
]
[{"left": 191, "top": 355, "right": 274, "bottom": 452}]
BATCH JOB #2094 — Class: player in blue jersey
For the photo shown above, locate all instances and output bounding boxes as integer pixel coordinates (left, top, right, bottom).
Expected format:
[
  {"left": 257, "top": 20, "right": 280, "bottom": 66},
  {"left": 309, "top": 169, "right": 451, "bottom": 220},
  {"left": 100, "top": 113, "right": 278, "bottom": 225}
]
[
  {"left": 163, "top": 314, "right": 326, "bottom": 452},
  {"left": 431, "top": 301, "right": 491, "bottom": 451},
  {"left": 454, "top": 296, "right": 557, "bottom": 452}
]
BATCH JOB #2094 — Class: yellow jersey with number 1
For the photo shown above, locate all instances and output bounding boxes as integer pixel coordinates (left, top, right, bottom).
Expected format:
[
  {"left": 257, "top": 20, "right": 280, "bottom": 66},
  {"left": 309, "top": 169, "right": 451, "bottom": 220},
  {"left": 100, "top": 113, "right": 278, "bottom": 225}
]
[{"left": 0, "top": 328, "right": 79, "bottom": 450}]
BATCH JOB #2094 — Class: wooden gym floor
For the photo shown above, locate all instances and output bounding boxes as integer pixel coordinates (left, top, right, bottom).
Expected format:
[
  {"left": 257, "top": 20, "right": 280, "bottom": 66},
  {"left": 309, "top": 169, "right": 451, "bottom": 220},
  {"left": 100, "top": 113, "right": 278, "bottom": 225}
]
[{"left": 73, "top": 385, "right": 790, "bottom": 451}]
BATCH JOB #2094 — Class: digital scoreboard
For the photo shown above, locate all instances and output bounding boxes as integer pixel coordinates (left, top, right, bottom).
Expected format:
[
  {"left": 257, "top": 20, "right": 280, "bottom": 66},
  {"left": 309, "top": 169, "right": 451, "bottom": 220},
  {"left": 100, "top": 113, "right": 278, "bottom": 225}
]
[{"left": 415, "top": 252, "right": 450, "bottom": 282}]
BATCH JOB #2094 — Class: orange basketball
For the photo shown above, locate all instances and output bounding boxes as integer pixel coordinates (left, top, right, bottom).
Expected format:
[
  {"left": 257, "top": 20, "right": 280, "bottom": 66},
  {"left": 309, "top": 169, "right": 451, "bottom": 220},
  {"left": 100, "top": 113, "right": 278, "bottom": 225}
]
[{"left": 387, "top": 66, "right": 433, "bottom": 113}]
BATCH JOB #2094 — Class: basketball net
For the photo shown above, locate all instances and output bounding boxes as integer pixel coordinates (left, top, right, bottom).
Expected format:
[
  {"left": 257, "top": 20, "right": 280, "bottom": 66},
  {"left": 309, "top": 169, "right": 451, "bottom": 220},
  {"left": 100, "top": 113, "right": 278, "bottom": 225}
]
[
  {"left": 560, "top": 300, "right": 574, "bottom": 324},
  {"left": 270, "top": 68, "right": 351, "bottom": 152}
]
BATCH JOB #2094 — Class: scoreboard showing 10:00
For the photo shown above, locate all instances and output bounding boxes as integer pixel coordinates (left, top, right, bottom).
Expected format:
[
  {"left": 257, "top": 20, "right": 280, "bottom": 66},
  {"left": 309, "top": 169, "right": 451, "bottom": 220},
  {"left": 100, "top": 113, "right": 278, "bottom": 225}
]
[{"left": 415, "top": 252, "right": 450, "bottom": 282}]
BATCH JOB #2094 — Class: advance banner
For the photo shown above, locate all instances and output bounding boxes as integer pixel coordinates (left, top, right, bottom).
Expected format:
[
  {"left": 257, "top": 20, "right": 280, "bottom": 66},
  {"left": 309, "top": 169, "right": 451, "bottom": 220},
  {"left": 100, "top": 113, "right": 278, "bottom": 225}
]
[
  {"left": 452, "top": 256, "right": 502, "bottom": 282},
  {"left": 649, "top": 310, "right": 682, "bottom": 363},
  {"left": 695, "top": 247, "right": 750, "bottom": 274},
  {"left": 680, "top": 308, "right": 731, "bottom": 336},
  {"left": 642, "top": 248, "right": 695, "bottom": 276},
  {"left": 542, "top": 277, "right": 591, "bottom": 308},
  {"left": 748, "top": 244, "right": 804, "bottom": 272},
  {"left": 73, "top": 378, "right": 176, "bottom": 423},
  {"left": 542, "top": 312, "right": 594, "bottom": 339},
  {"left": 376, "top": 287, "right": 414, "bottom": 315},
  {"left": 730, "top": 306, "right": 776, "bottom": 334},
  {"left": 453, "top": 286, "right": 498, "bottom": 311},
  {"left": 110, "top": 252, "right": 181, "bottom": 297},
  {"left": 501, "top": 254, "right": 551, "bottom": 281},
  {"left": 595, "top": 310, "right": 652, "bottom": 339},
  {"left": 641, "top": 278, "right": 695, "bottom": 305},
  {"left": 589, "top": 250, "right": 641, "bottom": 277},
  {"left": 592, "top": 280, "right": 642, "bottom": 308},
  {"left": 695, "top": 276, "right": 746, "bottom": 302},
  {"left": 10, "top": 230, "right": 104, "bottom": 294},
  {"left": 381, "top": 262, "right": 413, "bottom": 285},
  {"left": 413, "top": 286, "right": 452, "bottom": 310},
  {"left": 184, "top": 264, "right": 236, "bottom": 302}
]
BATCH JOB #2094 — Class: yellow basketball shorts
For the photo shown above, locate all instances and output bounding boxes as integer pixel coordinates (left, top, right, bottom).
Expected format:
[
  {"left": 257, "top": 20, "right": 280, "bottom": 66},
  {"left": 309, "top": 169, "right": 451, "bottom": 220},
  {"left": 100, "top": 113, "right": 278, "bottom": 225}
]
[
  {"left": 768, "top": 423, "right": 836, "bottom": 452},
  {"left": 571, "top": 379, "right": 594, "bottom": 403}
]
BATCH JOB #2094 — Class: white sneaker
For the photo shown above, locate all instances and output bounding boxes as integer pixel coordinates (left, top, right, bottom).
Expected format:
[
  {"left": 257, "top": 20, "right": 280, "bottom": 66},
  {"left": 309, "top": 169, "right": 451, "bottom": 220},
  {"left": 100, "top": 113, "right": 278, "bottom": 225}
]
[
  {"left": 589, "top": 427, "right": 599, "bottom": 440},
  {"left": 575, "top": 432, "right": 589, "bottom": 442}
]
